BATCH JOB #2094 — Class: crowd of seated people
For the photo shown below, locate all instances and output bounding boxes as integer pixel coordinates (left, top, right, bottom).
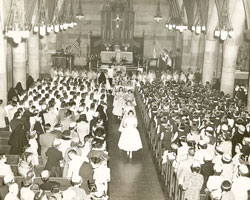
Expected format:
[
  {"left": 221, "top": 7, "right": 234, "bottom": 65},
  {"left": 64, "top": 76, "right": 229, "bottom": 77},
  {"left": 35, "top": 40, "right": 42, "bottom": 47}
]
[
  {"left": 136, "top": 68, "right": 250, "bottom": 200},
  {"left": 0, "top": 67, "right": 111, "bottom": 199}
]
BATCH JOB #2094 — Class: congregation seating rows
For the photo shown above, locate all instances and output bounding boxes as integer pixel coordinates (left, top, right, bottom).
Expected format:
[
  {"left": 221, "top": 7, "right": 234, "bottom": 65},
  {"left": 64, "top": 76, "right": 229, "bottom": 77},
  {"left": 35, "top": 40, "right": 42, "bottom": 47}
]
[
  {"left": 0, "top": 176, "right": 70, "bottom": 190},
  {"left": 0, "top": 127, "right": 109, "bottom": 198},
  {"left": 134, "top": 86, "right": 250, "bottom": 200},
  {"left": 0, "top": 130, "right": 46, "bottom": 176},
  {"left": 0, "top": 131, "right": 11, "bottom": 154},
  {"left": 0, "top": 131, "right": 73, "bottom": 195}
]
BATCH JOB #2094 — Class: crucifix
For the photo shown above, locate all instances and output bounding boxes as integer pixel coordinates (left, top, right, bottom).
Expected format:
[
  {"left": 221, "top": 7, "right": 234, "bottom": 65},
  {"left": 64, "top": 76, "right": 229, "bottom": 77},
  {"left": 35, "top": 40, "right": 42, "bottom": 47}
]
[{"left": 113, "top": 14, "right": 123, "bottom": 28}]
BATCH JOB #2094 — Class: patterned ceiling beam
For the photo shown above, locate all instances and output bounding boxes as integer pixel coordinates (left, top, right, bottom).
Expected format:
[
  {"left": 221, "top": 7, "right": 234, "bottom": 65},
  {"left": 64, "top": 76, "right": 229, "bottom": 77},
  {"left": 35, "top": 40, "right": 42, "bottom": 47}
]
[
  {"left": 52, "top": 0, "right": 65, "bottom": 22},
  {"left": 45, "top": 0, "right": 57, "bottom": 23},
  {"left": 214, "top": 0, "right": 225, "bottom": 25},
  {"left": 24, "top": 0, "right": 37, "bottom": 24},
  {"left": 196, "top": 0, "right": 209, "bottom": 26},
  {"left": 168, "top": 0, "right": 182, "bottom": 24},
  {"left": 183, "top": 0, "right": 196, "bottom": 27}
]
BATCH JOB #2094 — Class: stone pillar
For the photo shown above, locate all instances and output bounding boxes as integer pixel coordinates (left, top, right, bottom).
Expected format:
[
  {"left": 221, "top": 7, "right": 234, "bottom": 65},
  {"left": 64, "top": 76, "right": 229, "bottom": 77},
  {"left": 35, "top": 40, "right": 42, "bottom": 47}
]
[
  {"left": 13, "top": 42, "right": 27, "bottom": 89},
  {"left": 0, "top": 0, "right": 7, "bottom": 104},
  {"left": 40, "top": 36, "right": 48, "bottom": 75},
  {"left": 220, "top": 0, "right": 245, "bottom": 96},
  {"left": 215, "top": 42, "right": 223, "bottom": 79},
  {"left": 6, "top": 42, "right": 13, "bottom": 91},
  {"left": 190, "top": 33, "right": 201, "bottom": 72},
  {"left": 197, "top": 34, "right": 205, "bottom": 71},
  {"left": 175, "top": 31, "right": 181, "bottom": 50},
  {"left": 202, "top": 0, "right": 219, "bottom": 85},
  {"left": 181, "top": 30, "right": 192, "bottom": 72},
  {"left": 28, "top": 32, "right": 40, "bottom": 81},
  {"left": 48, "top": 33, "right": 57, "bottom": 66},
  {"left": 243, "top": 0, "right": 250, "bottom": 111},
  {"left": 202, "top": 40, "right": 218, "bottom": 84}
]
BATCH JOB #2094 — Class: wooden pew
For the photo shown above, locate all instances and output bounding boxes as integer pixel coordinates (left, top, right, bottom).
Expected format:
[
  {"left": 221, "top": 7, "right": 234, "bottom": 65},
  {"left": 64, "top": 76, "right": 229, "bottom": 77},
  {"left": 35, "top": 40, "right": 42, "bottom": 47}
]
[
  {"left": 0, "top": 137, "right": 9, "bottom": 145},
  {"left": 0, "top": 176, "right": 71, "bottom": 191},
  {"left": 0, "top": 145, "right": 10, "bottom": 154},
  {"left": 0, "top": 131, "right": 11, "bottom": 138},
  {"left": 6, "top": 155, "right": 43, "bottom": 165},
  {"left": 10, "top": 165, "right": 45, "bottom": 177}
]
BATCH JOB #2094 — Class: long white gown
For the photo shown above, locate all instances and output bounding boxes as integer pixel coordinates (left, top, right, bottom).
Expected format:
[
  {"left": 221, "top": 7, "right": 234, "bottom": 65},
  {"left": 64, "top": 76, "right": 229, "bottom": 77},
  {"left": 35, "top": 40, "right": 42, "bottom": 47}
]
[
  {"left": 112, "top": 91, "right": 125, "bottom": 117},
  {"left": 118, "top": 116, "right": 143, "bottom": 152}
]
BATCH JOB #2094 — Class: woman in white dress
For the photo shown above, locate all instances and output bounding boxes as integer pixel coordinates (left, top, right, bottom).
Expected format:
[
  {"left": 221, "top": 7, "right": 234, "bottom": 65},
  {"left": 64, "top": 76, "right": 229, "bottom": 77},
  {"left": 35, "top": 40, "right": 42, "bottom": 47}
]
[
  {"left": 112, "top": 87, "right": 125, "bottom": 119},
  {"left": 118, "top": 110, "right": 143, "bottom": 158},
  {"left": 118, "top": 101, "right": 135, "bottom": 132}
]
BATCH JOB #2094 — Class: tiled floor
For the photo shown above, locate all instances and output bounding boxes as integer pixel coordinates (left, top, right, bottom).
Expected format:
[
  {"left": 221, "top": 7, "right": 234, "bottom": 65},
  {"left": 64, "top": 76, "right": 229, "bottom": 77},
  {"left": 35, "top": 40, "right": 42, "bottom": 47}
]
[{"left": 107, "top": 97, "right": 166, "bottom": 200}]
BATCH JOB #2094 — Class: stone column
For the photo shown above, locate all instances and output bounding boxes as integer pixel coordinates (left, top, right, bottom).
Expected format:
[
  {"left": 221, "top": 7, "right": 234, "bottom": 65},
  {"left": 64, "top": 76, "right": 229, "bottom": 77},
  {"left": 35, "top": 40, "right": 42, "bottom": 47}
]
[
  {"left": 242, "top": 0, "right": 250, "bottom": 111},
  {"left": 48, "top": 33, "right": 57, "bottom": 66},
  {"left": 13, "top": 42, "right": 27, "bottom": 89},
  {"left": 220, "top": 0, "right": 245, "bottom": 96},
  {"left": 28, "top": 32, "right": 40, "bottom": 81},
  {"left": 181, "top": 30, "right": 192, "bottom": 72},
  {"left": 6, "top": 42, "right": 13, "bottom": 91},
  {"left": 202, "top": 0, "right": 219, "bottom": 85},
  {"left": 197, "top": 34, "right": 205, "bottom": 71},
  {"left": 175, "top": 31, "right": 181, "bottom": 50},
  {"left": 40, "top": 35, "right": 48, "bottom": 75},
  {"left": 0, "top": 0, "right": 7, "bottom": 104},
  {"left": 190, "top": 33, "right": 201, "bottom": 72}
]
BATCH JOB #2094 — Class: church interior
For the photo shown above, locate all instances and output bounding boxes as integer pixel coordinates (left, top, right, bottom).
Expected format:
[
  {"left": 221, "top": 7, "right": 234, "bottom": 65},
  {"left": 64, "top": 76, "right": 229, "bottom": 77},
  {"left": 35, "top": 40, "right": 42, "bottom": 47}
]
[{"left": 0, "top": 0, "right": 250, "bottom": 200}]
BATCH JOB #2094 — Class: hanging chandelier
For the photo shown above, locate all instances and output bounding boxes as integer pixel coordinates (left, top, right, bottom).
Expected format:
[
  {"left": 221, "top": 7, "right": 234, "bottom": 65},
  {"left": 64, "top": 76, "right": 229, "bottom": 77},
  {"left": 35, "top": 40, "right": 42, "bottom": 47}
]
[
  {"left": 154, "top": 0, "right": 163, "bottom": 22},
  {"left": 214, "top": 0, "right": 233, "bottom": 40},
  {"left": 165, "top": 2, "right": 188, "bottom": 33},
  {"left": 191, "top": 9, "right": 206, "bottom": 35},
  {"left": 33, "top": 0, "right": 49, "bottom": 37},
  {"left": 76, "top": 0, "right": 84, "bottom": 20},
  {"left": 5, "top": 0, "right": 30, "bottom": 44},
  {"left": 52, "top": 0, "right": 61, "bottom": 33},
  {"left": 165, "top": 16, "right": 188, "bottom": 33}
]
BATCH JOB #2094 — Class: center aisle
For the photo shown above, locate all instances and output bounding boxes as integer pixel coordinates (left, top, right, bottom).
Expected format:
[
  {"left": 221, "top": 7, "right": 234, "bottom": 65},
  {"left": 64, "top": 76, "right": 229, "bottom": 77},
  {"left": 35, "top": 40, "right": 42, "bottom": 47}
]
[{"left": 107, "top": 96, "right": 166, "bottom": 200}]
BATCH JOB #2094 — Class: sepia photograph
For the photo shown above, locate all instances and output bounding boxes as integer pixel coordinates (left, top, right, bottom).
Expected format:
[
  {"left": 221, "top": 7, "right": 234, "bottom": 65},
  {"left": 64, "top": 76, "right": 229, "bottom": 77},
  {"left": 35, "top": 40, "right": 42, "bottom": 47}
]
[{"left": 0, "top": 0, "right": 250, "bottom": 199}]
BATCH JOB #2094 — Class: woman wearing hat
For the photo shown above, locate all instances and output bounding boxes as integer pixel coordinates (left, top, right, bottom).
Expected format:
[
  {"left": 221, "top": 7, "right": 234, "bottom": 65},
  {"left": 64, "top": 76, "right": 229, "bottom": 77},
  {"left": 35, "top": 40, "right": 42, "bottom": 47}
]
[
  {"left": 221, "top": 180, "right": 234, "bottom": 200},
  {"left": 182, "top": 161, "right": 204, "bottom": 200},
  {"left": 221, "top": 154, "right": 233, "bottom": 181},
  {"left": 231, "top": 164, "right": 250, "bottom": 200}
]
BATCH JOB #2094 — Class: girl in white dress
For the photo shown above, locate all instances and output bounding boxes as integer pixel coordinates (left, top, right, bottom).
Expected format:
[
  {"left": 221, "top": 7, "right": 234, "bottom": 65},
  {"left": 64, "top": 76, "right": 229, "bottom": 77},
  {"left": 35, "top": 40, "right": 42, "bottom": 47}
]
[
  {"left": 118, "top": 100, "right": 136, "bottom": 132},
  {"left": 112, "top": 87, "right": 125, "bottom": 119},
  {"left": 118, "top": 110, "right": 143, "bottom": 158}
]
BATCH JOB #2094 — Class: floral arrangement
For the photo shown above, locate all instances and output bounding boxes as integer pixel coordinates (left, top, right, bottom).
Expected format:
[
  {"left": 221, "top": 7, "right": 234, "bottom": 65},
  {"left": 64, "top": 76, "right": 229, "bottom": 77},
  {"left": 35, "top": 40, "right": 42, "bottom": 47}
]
[{"left": 110, "top": 56, "right": 116, "bottom": 63}]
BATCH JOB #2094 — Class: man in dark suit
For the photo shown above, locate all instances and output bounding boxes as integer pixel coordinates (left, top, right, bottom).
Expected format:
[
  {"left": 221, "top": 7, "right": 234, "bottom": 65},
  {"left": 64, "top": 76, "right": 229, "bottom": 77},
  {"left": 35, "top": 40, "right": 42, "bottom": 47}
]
[{"left": 39, "top": 124, "right": 57, "bottom": 164}]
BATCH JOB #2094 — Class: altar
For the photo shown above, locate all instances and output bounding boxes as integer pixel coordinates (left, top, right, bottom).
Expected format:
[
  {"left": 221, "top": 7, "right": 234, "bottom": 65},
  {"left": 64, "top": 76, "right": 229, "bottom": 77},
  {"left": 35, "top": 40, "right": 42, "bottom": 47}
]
[
  {"left": 100, "top": 51, "right": 133, "bottom": 64},
  {"left": 51, "top": 54, "right": 74, "bottom": 71}
]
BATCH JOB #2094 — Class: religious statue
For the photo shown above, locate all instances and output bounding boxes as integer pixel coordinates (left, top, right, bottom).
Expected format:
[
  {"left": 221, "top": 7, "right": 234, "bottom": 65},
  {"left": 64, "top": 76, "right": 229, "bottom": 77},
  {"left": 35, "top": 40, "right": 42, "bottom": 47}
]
[{"left": 115, "top": 45, "right": 121, "bottom": 63}]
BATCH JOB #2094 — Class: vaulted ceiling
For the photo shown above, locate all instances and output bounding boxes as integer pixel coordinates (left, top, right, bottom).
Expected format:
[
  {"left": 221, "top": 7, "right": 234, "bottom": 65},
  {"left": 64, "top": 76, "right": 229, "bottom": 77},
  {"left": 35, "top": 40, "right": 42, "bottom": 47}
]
[{"left": 3, "top": 0, "right": 250, "bottom": 31}]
